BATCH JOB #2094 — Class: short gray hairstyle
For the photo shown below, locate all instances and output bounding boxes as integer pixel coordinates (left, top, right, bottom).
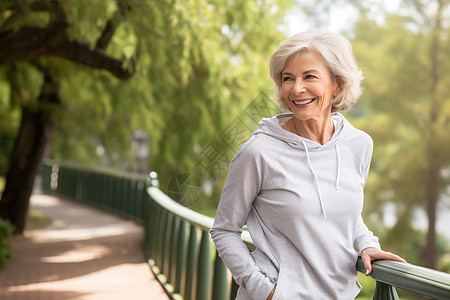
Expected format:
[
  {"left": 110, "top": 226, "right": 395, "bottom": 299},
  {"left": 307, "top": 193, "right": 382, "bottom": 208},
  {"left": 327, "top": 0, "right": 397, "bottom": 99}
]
[{"left": 269, "top": 29, "right": 363, "bottom": 112}]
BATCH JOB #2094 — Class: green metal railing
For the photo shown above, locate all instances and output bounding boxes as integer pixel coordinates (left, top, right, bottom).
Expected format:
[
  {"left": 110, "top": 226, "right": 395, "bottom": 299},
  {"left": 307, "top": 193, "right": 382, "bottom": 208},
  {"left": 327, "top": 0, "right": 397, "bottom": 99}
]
[
  {"left": 41, "top": 159, "right": 146, "bottom": 221},
  {"left": 40, "top": 159, "right": 450, "bottom": 300},
  {"left": 144, "top": 171, "right": 253, "bottom": 300}
]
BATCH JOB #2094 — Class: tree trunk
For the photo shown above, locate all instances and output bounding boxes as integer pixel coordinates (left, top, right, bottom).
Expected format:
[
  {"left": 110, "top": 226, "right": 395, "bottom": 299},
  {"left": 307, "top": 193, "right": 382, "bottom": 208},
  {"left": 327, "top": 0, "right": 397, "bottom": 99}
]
[
  {"left": 424, "top": 160, "right": 438, "bottom": 268},
  {"left": 0, "top": 69, "right": 60, "bottom": 234},
  {"left": 423, "top": 3, "right": 442, "bottom": 269}
]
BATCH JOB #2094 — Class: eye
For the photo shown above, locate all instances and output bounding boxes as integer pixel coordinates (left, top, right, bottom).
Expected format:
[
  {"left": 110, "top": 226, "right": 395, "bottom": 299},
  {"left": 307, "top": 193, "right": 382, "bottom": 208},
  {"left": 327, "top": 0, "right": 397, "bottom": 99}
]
[
  {"left": 282, "top": 75, "right": 293, "bottom": 82},
  {"left": 305, "top": 74, "right": 317, "bottom": 79}
]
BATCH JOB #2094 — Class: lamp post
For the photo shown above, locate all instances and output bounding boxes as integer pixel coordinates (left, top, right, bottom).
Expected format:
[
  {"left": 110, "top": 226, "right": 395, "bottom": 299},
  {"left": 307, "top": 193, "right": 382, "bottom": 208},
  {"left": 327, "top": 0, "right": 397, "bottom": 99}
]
[{"left": 132, "top": 130, "right": 149, "bottom": 173}]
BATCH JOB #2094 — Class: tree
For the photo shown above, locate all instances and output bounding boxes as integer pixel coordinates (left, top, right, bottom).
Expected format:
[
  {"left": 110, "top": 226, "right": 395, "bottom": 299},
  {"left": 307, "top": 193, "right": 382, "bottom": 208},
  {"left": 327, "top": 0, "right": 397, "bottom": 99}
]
[
  {"left": 350, "top": 0, "right": 450, "bottom": 269},
  {"left": 0, "top": 0, "right": 139, "bottom": 233},
  {"left": 0, "top": 0, "right": 291, "bottom": 233}
]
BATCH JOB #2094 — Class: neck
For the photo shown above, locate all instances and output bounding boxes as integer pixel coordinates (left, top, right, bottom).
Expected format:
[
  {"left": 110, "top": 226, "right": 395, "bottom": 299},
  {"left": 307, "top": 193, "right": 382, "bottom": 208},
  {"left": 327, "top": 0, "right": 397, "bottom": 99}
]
[{"left": 291, "top": 116, "right": 334, "bottom": 145}]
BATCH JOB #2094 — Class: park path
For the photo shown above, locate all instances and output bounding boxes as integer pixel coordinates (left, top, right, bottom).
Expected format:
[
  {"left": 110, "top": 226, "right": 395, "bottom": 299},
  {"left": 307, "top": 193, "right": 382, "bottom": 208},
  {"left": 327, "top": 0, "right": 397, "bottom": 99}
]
[{"left": 0, "top": 194, "right": 169, "bottom": 300}]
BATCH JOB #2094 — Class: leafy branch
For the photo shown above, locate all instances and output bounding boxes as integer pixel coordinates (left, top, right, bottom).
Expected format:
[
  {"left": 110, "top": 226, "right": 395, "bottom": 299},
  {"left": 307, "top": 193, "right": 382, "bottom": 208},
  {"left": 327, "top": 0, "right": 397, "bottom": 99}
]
[{"left": 0, "top": 0, "right": 137, "bottom": 80}]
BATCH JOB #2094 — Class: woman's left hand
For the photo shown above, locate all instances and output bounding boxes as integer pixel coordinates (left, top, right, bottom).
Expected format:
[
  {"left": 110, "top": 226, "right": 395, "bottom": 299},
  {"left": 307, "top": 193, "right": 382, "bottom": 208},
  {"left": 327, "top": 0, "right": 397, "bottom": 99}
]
[{"left": 361, "top": 247, "right": 407, "bottom": 276}]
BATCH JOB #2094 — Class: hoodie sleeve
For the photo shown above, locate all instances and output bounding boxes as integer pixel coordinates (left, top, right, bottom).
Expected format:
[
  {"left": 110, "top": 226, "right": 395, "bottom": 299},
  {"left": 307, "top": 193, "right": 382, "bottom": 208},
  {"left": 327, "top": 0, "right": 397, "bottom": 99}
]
[
  {"left": 355, "top": 133, "right": 381, "bottom": 251},
  {"left": 361, "top": 134, "right": 374, "bottom": 187},
  {"left": 354, "top": 215, "right": 381, "bottom": 251},
  {"left": 210, "top": 139, "right": 275, "bottom": 299}
]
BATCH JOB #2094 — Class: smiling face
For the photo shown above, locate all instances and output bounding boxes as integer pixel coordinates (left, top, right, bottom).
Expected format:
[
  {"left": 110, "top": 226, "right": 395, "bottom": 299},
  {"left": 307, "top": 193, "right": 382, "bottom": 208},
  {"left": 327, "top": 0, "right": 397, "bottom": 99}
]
[{"left": 281, "top": 50, "right": 339, "bottom": 123}]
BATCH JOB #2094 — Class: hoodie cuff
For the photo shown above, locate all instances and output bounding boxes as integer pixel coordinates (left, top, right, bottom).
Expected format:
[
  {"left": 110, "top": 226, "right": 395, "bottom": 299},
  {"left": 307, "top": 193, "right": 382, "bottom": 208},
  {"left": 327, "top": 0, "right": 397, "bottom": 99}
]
[{"left": 240, "top": 271, "right": 275, "bottom": 300}]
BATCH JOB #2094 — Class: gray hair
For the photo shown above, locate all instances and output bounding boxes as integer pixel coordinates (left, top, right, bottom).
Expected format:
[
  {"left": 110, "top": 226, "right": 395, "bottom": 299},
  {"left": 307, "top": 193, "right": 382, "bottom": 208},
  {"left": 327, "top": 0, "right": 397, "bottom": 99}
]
[{"left": 269, "top": 29, "right": 363, "bottom": 112}]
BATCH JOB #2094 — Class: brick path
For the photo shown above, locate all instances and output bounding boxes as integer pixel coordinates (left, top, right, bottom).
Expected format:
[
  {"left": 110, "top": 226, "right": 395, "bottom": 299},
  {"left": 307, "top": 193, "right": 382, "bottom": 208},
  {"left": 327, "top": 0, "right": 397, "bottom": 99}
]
[{"left": 0, "top": 194, "right": 169, "bottom": 300}]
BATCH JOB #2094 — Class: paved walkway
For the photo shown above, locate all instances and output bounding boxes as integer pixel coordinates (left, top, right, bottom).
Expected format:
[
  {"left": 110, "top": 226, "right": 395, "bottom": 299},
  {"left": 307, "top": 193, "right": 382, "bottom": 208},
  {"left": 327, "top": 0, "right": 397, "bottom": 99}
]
[{"left": 0, "top": 194, "right": 169, "bottom": 300}]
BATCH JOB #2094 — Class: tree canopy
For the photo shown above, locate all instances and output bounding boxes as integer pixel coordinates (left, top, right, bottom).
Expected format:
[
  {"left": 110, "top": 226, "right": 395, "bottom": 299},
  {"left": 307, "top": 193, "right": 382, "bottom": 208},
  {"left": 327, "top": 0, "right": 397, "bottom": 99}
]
[
  {"left": 349, "top": 0, "right": 450, "bottom": 269},
  {"left": 0, "top": 0, "right": 291, "bottom": 231}
]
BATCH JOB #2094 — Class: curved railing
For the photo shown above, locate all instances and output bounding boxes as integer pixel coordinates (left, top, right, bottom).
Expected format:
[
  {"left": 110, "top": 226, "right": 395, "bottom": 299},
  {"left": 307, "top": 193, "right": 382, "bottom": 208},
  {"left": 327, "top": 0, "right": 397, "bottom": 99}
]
[
  {"left": 41, "top": 159, "right": 147, "bottom": 221},
  {"left": 355, "top": 258, "right": 450, "bottom": 299},
  {"left": 40, "top": 159, "right": 450, "bottom": 300},
  {"left": 144, "top": 172, "right": 253, "bottom": 300}
]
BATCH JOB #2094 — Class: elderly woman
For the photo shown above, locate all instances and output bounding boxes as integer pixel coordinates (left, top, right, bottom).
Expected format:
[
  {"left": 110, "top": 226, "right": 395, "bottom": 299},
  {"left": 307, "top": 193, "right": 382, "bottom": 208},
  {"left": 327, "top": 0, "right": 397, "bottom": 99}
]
[{"left": 210, "top": 29, "right": 405, "bottom": 300}]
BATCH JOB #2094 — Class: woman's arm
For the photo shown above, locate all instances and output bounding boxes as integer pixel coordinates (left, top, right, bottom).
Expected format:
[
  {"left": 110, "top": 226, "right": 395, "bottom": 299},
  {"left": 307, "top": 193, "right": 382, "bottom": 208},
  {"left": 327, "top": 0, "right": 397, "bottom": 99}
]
[
  {"left": 210, "top": 139, "right": 274, "bottom": 299},
  {"left": 354, "top": 215, "right": 381, "bottom": 251},
  {"left": 361, "top": 247, "right": 407, "bottom": 275}
]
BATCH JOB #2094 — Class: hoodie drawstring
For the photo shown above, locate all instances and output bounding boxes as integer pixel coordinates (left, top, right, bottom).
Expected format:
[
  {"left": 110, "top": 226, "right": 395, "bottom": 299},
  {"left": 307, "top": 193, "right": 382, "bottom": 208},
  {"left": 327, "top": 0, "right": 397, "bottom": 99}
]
[
  {"left": 335, "top": 144, "right": 340, "bottom": 190},
  {"left": 300, "top": 141, "right": 341, "bottom": 219},
  {"left": 300, "top": 140, "right": 327, "bottom": 219}
]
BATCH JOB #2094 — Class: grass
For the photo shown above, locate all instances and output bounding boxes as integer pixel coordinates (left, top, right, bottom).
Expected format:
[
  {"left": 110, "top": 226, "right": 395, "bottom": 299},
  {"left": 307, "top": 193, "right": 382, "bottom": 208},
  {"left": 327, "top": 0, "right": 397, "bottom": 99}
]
[
  {"left": 26, "top": 209, "right": 52, "bottom": 230},
  {"left": 0, "top": 176, "right": 4, "bottom": 198}
]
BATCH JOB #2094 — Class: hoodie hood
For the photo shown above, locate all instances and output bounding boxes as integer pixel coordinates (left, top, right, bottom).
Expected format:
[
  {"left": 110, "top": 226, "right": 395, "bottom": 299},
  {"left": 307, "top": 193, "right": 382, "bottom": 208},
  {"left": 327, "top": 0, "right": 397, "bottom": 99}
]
[
  {"left": 252, "top": 112, "right": 351, "bottom": 218},
  {"left": 253, "top": 112, "right": 348, "bottom": 151}
]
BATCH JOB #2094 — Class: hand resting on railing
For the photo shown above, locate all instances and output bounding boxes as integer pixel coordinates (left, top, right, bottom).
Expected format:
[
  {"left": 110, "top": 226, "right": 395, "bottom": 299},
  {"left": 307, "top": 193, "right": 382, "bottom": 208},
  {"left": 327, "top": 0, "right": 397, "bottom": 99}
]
[{"left": 361, "top": 247, "right": 407, "bottom": 276}]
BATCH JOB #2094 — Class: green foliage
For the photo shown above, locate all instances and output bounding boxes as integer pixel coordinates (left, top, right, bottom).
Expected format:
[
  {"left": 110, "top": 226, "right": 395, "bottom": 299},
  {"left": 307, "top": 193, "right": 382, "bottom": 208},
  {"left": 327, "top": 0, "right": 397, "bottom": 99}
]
[
  {"left": 356, "top": 272, "right": 376, "bottom": 299},
  {"left": 0, "top": 0, "right": 292, "bottom": 215},
  {"left": 0, "top": 217, "right": 13, "bottom": 268},
  {"left": 132, "top": 0, "right": 291, "bottom": 213},
  {"left": 0, "top": 68, "right": 19, "bottom": 176},
  {"left": 437, "top": 232, "right": 450, "bottom": 272},
  {"left": 439, "top": 254, "right": 450, "bottom": 273},
  {"left": 0, "top": 177, "right": 4, "bottom": 197},
  {"left": 349, "top": 2, "right": 450, "bottom": 267}
]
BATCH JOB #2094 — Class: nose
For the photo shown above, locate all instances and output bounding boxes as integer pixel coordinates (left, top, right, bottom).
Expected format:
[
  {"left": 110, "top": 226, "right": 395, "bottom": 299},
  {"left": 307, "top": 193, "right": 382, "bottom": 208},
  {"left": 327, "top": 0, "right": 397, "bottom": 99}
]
[{"left": 292, "top": 79, "right": 306, "bottom": 94}]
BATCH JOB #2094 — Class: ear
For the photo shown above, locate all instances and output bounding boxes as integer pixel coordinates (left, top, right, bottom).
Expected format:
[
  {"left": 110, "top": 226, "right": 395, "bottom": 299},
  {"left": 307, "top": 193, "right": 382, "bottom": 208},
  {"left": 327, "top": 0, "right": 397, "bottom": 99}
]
[{"left": 332, "top": 83, "right": 340, "bottom": 99}]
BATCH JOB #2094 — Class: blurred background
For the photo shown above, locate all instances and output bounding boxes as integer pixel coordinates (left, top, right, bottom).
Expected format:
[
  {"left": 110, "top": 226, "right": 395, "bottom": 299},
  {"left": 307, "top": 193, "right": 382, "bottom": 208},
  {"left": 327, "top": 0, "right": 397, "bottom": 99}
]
[{"left": 0, "top": 1, "right": 449, "bottom": 297}]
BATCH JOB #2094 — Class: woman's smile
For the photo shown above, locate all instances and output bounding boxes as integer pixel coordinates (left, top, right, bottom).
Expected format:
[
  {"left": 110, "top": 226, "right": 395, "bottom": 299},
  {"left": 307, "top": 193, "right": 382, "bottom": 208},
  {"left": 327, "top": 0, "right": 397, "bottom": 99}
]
[{"left": 292, "top": 98, "right": 315, "bottom": 106}]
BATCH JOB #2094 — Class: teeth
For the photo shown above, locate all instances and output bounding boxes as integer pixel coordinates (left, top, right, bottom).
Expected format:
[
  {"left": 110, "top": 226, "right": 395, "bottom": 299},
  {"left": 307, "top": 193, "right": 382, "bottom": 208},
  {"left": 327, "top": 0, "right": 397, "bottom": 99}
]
[{"left": 293, "top": 99, "right": 314, "bottom": 105}]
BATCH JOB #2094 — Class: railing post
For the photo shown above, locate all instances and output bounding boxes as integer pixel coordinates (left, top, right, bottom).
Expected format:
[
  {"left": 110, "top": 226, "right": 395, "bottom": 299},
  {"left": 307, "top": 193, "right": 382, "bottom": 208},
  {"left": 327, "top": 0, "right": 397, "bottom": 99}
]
[
  {"left": 113, "top": 176, "right": 120, "bottom": 212},
  {"left": 373, "top": 281, "right": 399, "bottom": 300},
  {"left": 169, "top": 215, "right": 180, "bottom": 286},
  {"left": 175, "top": 220, "right": 187, "bottom": 295},
  {"left": 163, "top": 213, "right": 173, "bottom": 277},
  {"left": 142, "top": 193, "right": 150, "bottom": 257},
  {"left": 158, "top": 210, "right": 168, "bottom": 273},
  {"left": 120, "top": 178, "right": 129, "bottom": 215},
  {"left": 196, "top": 230, "right": 212, "bottom": 300},
  {"left": 230, "top": 278, "right": 239, "bottom": 300},
  {"left": 185, "top": 225, "right": 198, "bottom": 300},
  {"left": 149, "top": 201, "right": 159, "bottom": 259},
  {"left": 95, "top": 172, "right": 101, "bottom": 206},
  {"left": 136, "top": 180, "right": 145, "bottom": 220},
  {"left": 212, "top": 252, "right": 229, "bottom": 300}
]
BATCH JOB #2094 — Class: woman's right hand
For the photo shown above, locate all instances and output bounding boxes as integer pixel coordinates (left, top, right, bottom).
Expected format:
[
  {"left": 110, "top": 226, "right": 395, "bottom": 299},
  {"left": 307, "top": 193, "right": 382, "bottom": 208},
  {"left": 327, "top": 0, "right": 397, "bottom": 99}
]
[{"left": 266, "top": 284, "right": 276, "bottom": 300}]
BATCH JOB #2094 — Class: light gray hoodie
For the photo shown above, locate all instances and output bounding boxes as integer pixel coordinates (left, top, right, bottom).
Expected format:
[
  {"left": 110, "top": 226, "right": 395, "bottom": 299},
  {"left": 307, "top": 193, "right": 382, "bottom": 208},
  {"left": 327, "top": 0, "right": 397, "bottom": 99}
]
[{"left": 210, "top": 113, "right": 381, "bottom": 300}]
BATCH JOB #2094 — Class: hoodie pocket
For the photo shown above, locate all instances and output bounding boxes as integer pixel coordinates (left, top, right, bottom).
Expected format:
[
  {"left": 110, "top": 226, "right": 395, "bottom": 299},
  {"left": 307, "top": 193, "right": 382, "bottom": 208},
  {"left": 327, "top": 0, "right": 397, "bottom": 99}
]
[
  {"left": 251, "top": 250, "right": 278, "bottom": 283},
  {"left": 271, "top": 264, "right": 286, "bottom": 300}
]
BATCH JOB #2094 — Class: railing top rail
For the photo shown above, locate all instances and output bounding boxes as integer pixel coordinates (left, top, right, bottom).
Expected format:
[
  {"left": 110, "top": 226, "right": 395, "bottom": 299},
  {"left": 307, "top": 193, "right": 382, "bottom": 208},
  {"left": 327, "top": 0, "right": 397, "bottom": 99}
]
[
  {"left": 357, "top": 256, "right": 450, "bottom": 299},
  {"left": 147, "top": 172, "right": 253, "bottom": 247},
  {"left": 42, "top": 158, "right": 147, "bottom": 182}
]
